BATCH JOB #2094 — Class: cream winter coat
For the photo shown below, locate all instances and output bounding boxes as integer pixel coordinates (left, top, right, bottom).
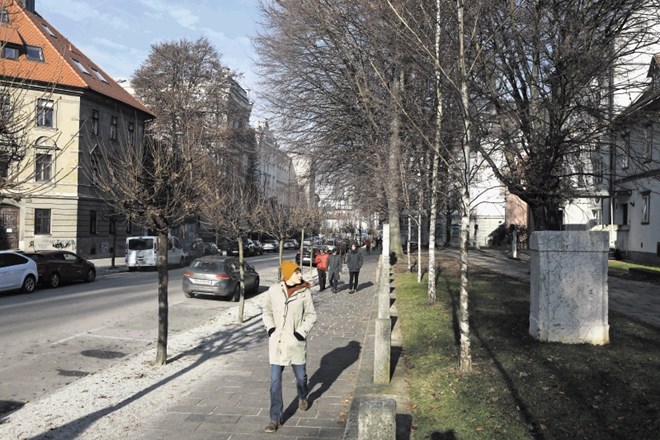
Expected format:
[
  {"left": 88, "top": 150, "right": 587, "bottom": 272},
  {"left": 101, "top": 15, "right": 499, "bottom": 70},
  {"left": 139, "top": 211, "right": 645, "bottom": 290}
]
[{"left": 262, "top": 282, "right": 317, "bottom": 365}]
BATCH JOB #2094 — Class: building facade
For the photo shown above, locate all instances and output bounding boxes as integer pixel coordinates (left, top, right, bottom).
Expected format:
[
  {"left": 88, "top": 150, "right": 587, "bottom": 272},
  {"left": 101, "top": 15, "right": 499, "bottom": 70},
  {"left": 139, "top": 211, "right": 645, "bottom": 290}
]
[{"left": 0, "top": 0, "right": 153, "bottom": 258}]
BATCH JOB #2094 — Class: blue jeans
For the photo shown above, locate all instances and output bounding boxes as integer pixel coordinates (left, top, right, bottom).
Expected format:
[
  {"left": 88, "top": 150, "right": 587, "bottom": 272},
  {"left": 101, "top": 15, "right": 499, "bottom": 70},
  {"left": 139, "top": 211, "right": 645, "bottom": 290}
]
[{"left": 269, "top": 364, "right": 308, "bottom": 422}]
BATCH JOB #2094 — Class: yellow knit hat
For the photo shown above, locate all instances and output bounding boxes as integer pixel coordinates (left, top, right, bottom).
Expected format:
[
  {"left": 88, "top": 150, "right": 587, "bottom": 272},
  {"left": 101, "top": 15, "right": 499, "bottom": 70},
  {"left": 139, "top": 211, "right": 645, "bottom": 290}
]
[{"left": 281, "top": 260, "right": 300, "bottom": 281}]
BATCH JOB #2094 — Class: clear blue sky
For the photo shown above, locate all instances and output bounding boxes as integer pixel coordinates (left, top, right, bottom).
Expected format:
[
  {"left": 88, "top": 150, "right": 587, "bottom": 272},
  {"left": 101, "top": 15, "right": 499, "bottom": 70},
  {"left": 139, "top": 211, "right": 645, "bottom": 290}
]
[{"left": 39, "top": 0, "right": 262, "bottom": 105}]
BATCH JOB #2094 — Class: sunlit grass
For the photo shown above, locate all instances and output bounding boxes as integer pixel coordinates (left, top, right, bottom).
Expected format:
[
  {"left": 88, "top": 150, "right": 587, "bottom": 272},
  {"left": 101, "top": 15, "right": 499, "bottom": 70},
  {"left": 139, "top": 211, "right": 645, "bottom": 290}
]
[{"left": 395, "top": 262, "right": 660, "bottom": 440}]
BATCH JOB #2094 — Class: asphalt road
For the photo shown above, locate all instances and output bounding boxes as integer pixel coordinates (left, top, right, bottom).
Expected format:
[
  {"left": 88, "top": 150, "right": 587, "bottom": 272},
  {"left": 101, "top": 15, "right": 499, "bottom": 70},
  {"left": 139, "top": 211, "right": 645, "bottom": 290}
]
[{"left": 0, "top": 251, "right": 295, "bottom": 416}]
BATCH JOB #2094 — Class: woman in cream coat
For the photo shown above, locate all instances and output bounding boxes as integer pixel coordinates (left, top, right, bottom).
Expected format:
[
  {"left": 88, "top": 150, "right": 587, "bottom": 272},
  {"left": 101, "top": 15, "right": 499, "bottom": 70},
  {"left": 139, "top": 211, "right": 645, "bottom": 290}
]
[{"left": 262, "top": 260, "right": 317, "bottom": 433}]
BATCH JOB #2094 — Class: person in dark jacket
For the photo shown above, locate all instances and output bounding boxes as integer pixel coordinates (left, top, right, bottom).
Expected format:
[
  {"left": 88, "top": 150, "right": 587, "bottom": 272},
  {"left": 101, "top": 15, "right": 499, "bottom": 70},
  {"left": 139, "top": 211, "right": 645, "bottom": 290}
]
[
  {"left": 262, "top": 260, "right": 317, "bottom": 433},
  {"left": 326, "top": 247, "right": 342, "bottom": 293},
  {"left": 345, "top": 243, "right": 363, "bottom": 294}
]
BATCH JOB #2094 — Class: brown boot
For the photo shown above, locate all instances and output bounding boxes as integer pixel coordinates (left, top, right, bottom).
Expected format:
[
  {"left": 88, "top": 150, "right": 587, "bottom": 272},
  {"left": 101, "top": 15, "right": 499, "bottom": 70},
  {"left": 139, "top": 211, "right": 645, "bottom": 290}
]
[
  {"left": 299, "top": 398, "right": 309, "bottom": 412},
  {"left": 264, "top": 420, "right": 279, "bottom": 432}
]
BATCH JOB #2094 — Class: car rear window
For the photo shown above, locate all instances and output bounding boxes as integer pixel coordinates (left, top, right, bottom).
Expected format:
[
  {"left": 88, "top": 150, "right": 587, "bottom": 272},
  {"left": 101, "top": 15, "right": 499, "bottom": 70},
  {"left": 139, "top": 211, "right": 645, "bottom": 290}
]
[
  {"left": 0, "top": 253, "right": 29, "bottom": 267},
  {"left": 190, "top": 260, "right": 222, "bottom": 273},
  {"left": 128, "top": 238, "right": 154, "bottom": 250}
]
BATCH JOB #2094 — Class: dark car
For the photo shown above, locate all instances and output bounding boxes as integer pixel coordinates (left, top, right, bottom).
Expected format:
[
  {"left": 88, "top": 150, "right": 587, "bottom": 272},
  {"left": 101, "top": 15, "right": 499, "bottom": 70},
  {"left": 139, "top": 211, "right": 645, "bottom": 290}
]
[
  {"left": 182, "top": 256, "right": 260, "bottom": 301},
  {"left": 183, "top": 239, "right": 205, "bottom": 264},
  {"left": 203, "top": 242, "right": 219, "bottom": 255},
  {"left": 24, "top": 250, "right": 96, "bottom": 288},
  {"left": 295, "top": 247, "right": 318, "bottom": 267},
  {"left": 229, "top": 239, "right": 255, "bottom": 257}
]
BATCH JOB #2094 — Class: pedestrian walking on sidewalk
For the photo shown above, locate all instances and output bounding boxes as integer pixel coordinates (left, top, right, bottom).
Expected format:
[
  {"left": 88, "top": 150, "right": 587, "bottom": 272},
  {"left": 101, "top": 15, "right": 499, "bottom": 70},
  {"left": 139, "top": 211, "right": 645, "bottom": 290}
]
[
  {"left": 327, "top": 247, "right": 342, "bottom": 293},
  {"left": 314, "top": 247, "right": 329, "bottom": 291},
  {"left": 345, "top": 243, "right": 363, "bottom": 294},
  {"left": 262, "top": 260, "right": 317, "bottom": 433}
]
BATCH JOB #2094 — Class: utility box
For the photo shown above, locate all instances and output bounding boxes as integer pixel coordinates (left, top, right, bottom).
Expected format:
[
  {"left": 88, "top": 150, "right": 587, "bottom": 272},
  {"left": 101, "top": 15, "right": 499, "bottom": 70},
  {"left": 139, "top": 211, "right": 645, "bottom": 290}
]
[{"left": 529, "top": 231, "right": 609, "bottom": 345}]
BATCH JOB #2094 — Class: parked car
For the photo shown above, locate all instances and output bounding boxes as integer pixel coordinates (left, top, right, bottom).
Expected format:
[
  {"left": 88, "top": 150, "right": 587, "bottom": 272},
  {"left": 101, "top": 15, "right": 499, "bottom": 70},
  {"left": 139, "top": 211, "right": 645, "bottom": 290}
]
[
  {"left": 283, "top": 239, "right": 297, "bottom": 250},
  {"left": 262, "top": 240, "right": 278, "bottom": 252},
  {"left": 125, "top": 235, "right": 185, "bottom": 270},
  {"left": 403, "top": 241, "right": 419, "bottom": 254},
  {"left": 183, "top": 238, "right": 205, "bottom": 264},
  {"left": 182, "top": 256, "right": 260, "bottom": 301},
  {"left": 295, "top": 247, "right": 318, "bottom": 267},
  {"left": 252, "top": 240, "right": 264, "bottom": 255},
  {"left": 0, "top": 251, "right": 38, "bottom": 294},
  {"left": 23, "top": 250, "right": 96, "bottom": 288},
  {"left": 229, "top": 239, "right": 256, "bottom": 257},
  {"left": 302, "top": 238, "right": 313, "bottom": 247},
  {"left": 203, "top": 242, "right": 219, "bottom": 255}
]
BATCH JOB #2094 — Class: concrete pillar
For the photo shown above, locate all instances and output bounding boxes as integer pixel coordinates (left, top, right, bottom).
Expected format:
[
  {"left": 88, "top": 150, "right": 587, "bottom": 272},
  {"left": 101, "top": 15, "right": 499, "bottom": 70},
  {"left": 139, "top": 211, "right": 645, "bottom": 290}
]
[
  {"left": 529, "top": 231, "right": 609, "bottom": 345},
  {"left": 374, "top": 318, "right": 391, "bottom": 384},
  {"left": 358, "top": 397, "right": 396, "bottom": 440}
]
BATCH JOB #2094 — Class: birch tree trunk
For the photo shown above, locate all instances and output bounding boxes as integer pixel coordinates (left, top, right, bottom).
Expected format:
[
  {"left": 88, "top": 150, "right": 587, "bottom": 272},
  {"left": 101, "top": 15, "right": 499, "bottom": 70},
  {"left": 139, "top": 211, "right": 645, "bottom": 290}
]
[
  {"left": 427, "top": 0, "right": 443, "bottom": 303},
  {"left": 237, "top": 238, "right": 245, "bottom": 324},
  {"left": 457, "top": 0, "right": 472, "bottom": 374}
]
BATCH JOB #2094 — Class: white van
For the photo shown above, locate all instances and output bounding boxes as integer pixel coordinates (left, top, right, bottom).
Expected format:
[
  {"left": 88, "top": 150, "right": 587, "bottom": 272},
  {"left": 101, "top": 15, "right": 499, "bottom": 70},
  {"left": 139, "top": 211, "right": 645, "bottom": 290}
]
[{"left": 125, "top": 236, "right": 185, "bottom": 270}]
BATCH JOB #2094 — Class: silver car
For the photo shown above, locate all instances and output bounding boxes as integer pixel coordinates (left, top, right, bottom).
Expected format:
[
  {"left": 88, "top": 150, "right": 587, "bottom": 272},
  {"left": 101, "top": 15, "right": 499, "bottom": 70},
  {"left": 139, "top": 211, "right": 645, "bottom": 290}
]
[
  {"left": 262, "top": 240, "right": 278, "bottom": 252},
  {"left": 182, "top": 256, "right": 260, "bottom": 301}
]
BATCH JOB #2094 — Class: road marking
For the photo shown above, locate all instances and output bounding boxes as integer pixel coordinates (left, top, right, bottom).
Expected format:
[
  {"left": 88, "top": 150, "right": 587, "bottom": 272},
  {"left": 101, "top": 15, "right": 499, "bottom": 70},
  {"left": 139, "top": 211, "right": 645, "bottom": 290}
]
[{"left": 51, "top": 327, "right": 150, "bottom": 345}]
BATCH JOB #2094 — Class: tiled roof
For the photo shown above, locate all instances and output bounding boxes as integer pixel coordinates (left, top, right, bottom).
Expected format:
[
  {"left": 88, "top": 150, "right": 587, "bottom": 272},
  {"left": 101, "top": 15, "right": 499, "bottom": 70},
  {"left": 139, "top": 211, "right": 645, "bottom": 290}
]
[{"left": 0, "top": 1, "right": 154, "bottom": 117}]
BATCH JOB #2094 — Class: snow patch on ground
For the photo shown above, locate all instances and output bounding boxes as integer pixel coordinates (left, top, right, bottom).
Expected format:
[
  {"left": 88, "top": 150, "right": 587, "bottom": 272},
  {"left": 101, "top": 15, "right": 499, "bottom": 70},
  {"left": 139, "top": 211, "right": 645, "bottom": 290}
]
[{"left": 0, "top": 301, "right": 263, "bottom": 440}]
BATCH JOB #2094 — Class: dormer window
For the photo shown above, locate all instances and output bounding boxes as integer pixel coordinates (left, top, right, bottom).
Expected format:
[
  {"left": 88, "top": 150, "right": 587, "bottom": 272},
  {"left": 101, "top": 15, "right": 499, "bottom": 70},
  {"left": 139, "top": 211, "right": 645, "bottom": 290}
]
[
  {"left": 0, "top": 10, "right": 9, "bottom": 23},
  {"left": 26, "top": 45, "right": 43, "bottom": 61},
  {"left": 2, "top": 45, "right": 19, "bottom": 60}
]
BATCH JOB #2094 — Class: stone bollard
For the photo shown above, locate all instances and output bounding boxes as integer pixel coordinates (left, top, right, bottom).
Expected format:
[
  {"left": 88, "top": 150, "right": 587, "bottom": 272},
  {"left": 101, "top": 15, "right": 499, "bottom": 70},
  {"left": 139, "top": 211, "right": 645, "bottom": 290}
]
[
  {"left": 374, "top": 318, "right": 391, "bottom": 384},
  {"left": 529, "top": 231, "right": 609, "bottom": 345},
  {"left": 358, "top": 396, "right": 396, "bottom": 440}
]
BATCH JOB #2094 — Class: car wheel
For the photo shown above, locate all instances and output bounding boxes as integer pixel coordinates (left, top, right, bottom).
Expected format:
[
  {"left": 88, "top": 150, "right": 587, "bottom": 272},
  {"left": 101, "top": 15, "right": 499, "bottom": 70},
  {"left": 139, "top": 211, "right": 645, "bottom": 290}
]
[
  {"left": 85, "top": 269, "right": 96, "bottom": 283},
  {"left": 231, "top": 285, "right": 241, "bottom": 302},
  {"left": 22, "top": 275, "right": 36, "bottom": 294},
  {"left": 48, "top": 272, "right": 60, "bottom": 288}
]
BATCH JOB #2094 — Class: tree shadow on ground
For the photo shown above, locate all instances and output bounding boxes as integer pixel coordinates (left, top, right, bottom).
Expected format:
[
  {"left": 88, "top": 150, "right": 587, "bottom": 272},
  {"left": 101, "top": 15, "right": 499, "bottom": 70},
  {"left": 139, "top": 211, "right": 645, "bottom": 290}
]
[
  {"left": 24, "top": 317, "right": 266, "bottom": 439},
  {"left": 281, "top": 340, "right": 361, "bottom": 422}
]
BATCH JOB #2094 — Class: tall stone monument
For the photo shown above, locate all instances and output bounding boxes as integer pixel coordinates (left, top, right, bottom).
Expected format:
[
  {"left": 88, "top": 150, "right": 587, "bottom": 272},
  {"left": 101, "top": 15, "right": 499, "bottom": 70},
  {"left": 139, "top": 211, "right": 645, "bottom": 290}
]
[{"left": 529, "top": 231, "right": 609, "bottom": 345}]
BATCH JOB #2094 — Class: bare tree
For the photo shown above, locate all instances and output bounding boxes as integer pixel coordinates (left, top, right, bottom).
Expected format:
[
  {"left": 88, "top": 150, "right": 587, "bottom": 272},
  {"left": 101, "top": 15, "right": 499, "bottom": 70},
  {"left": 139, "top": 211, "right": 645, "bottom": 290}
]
[{"left": 474, "top": 0, "right": 660, "bottom": 231}]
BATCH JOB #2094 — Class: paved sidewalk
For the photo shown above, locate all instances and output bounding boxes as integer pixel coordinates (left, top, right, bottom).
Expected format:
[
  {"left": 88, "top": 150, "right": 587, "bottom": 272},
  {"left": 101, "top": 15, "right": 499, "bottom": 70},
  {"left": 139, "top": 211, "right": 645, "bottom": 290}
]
[{"left": 133, "top": 255, "right": 381, "bottom": 439}]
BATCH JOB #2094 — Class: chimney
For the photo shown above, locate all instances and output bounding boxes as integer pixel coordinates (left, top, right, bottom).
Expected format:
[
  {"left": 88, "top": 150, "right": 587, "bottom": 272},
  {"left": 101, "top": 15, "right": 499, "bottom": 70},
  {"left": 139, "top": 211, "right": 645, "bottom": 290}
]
[{"left": 17, "top": 1, "right": 36, "bottom": 13}]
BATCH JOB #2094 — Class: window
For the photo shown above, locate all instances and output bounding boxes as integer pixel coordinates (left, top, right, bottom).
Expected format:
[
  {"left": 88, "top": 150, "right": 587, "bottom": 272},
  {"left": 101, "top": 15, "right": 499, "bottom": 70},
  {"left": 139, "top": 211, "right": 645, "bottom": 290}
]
[
  {"left": 91, "top": 109, "right": 99, "bottom": 135},
  {"left": 42, "top": 23, "right": 56, "bottom": 37},
  {"left": 35, "top": 153, "right": 52, "bottom": 181},
  {"left": 90, "top": 145, "right": 100, "bottom": 184},
  {"left": 127, "top": 122, "right": 135, "bottom": 145},
  {"left": 125, "top": 220, "right": 132, "bottom": 235},
  {"left": 643, "top": 124, "right": 653, "bottom": 162},
  {"left": 641, "top": 193, "right": 650, "bottom": 225},
  {"left": 0, "top": 9, "right": 9, "bottom": 23},
  {"left": 91, "top": 67, "right": 108, "bottom": 83},
  {"left": 36, "top": 99, "right": 54, "bottom": 127},
  {"left": 2, "top": 45, "right": 19, "bottom": 60},
  {"left": 90, "top": 210, "right": 97, "bottom": 234},
  {"left": 109, "top": 217, "right": 116, "bottom": 235},
  {"left": 1, "top": 94, "right": 11, "bottom": 129},
  {"left": 72, "top": 58, "right": 90, "bottom": 75},
  {"left": 621, "top": 131, "right": 630, "bottom": 170},
  {"left": 25, "top": 45, "right": 43, "bottom": 61},
  {"left": 34, "top": 208, "right": 51, "bottom": 235},
  {"left": 110, "top": 116, "right": 117, "bottom": 140}
]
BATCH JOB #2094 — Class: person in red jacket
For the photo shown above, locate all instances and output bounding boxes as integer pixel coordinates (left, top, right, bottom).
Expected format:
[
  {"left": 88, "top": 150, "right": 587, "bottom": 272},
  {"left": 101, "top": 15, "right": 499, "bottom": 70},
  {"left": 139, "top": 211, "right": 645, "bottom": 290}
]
[{"left": 314, "top": 247, "right": 330, "bottom": 291}]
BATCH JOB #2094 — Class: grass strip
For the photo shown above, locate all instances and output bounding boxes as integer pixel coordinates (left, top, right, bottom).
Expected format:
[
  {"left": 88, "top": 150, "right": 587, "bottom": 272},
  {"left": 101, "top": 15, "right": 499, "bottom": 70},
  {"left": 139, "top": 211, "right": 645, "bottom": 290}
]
[{"left": 395, "top": 265, "right": 660, "bottom": 440}]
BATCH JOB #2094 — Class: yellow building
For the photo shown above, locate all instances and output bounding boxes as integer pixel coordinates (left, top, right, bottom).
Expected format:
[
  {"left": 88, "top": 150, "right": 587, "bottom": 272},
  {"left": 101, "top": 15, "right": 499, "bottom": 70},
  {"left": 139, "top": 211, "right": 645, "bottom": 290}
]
[{"left": 0, "top": 0, "right": 154, "bottom": 257}]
